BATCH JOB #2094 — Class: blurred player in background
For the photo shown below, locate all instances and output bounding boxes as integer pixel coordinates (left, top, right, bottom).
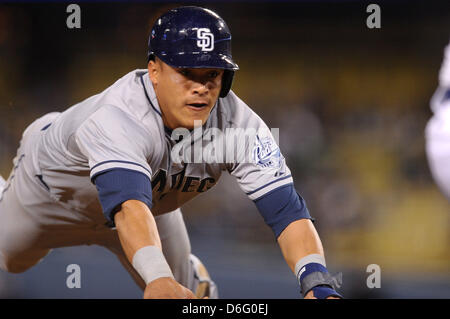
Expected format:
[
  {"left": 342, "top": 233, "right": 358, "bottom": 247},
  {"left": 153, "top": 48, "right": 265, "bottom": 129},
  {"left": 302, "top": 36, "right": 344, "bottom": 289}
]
[
  {"left": 426, "top": 39, "right": 450, "bottom": 201},
  {"left": 0, "top": 6, "right": 342, "bottom": 299}
]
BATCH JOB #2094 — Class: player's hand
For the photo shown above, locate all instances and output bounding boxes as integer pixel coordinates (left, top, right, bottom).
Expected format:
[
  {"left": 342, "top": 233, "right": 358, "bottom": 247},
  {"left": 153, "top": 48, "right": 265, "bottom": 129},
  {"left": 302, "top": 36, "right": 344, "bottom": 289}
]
[
  {"left": 304, "top": 286, "right": 343, "bottom": 299},
  {"left": 304, "top": 290, "right": 340, "bottom": 299},
  {"left": 143, "top": 277, "right": 198, "bottom": 299}
]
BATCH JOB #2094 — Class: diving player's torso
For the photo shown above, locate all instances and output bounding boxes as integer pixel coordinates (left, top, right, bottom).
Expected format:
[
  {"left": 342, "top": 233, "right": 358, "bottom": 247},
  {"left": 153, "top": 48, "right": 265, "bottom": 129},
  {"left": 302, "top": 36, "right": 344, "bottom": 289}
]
[{"left": 32, "top": 69, "right": 262, "bottom": 223}]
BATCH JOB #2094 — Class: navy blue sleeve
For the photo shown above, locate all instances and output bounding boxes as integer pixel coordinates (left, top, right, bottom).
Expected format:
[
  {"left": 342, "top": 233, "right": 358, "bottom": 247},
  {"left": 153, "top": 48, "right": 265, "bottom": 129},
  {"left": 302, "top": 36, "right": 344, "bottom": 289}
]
[
  {"left": 93, "top": 168, "right": 153, "bottom": 226},
  {"left": 254, "top": 184, "right": 312, "bottom": 239}
]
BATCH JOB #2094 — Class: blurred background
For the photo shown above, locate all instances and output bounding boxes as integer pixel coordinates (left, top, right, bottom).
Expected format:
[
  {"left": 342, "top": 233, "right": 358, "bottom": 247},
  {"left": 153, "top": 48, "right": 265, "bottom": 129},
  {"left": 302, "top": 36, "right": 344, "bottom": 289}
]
[{"left": 0, "top": 0, "right": 449, "bottom": 298}]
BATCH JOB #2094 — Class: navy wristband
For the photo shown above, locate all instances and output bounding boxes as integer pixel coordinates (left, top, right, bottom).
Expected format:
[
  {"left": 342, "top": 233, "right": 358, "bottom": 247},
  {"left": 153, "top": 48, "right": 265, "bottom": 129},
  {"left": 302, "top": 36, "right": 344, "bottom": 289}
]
[
  {"left": 299, "top": 263, "right": 343, "bottom": 299},
  {"left": 311, "top": 286, "right": 343, "bottom": 299}
]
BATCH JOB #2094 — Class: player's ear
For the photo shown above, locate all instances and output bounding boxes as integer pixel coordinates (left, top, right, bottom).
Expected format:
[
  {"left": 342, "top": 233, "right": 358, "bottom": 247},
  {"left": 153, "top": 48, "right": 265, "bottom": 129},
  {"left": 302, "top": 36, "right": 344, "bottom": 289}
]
[{"left": 147, "top": 58, "right": 159, "bottom": 86}]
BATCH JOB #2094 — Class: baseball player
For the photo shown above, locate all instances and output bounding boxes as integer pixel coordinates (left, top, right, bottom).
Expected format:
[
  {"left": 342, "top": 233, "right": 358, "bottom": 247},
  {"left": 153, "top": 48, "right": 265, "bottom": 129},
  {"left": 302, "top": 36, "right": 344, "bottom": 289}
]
[
  {"left": 0, "top": 6, "right": 342, "bottom": 299},
  {"left": 426, "top": 39, "right": 450, "bottom": 201}
]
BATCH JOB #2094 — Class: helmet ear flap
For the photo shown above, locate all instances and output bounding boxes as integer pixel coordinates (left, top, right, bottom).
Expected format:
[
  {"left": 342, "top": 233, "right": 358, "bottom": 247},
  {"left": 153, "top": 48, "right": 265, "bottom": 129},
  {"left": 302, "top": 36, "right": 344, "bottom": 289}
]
[{"left": 220, "top": 70, "right": 234, "bottom": 98}]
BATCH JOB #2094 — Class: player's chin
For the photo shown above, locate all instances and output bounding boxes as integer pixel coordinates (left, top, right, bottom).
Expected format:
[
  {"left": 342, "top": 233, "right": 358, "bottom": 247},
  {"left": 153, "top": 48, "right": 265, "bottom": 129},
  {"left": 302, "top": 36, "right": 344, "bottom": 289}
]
[
  {"left": 183, "top": 117, "right": 208, "bottom": 129},
  {"left": 183, "top": 107, "right": 211, "bottom": 127}
]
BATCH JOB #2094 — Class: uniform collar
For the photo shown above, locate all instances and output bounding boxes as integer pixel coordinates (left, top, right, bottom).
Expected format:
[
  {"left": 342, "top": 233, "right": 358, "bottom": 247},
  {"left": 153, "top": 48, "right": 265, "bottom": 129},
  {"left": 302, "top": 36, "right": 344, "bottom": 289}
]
[{"left": 140, "top": 72, "right": 163, "bottom": 118}]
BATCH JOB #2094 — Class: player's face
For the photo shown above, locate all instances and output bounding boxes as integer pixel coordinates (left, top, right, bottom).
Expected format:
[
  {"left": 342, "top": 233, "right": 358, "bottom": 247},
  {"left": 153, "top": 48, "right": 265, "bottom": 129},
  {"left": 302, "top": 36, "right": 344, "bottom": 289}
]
[{"left": 148, "top": 58, "right": 223, "bottom": 130}]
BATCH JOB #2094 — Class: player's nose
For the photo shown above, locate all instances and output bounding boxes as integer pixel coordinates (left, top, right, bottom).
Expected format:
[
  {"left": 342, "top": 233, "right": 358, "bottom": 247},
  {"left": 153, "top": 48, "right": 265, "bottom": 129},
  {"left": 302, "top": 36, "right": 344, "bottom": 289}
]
[{"left": 192, "top": 82, "right": 210, "bottom": 96}]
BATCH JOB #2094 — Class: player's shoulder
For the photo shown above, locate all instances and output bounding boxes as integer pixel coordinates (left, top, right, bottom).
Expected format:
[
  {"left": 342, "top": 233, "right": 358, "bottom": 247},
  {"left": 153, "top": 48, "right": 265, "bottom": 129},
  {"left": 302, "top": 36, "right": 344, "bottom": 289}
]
[
  {"left": 101, "top": 69, "right": 149, "bottom": 109},
  {"left": 81, "top": 69, "right": 160, "bottom": 132},
  {"left": 107, "top": 68, "right": 147, "bottom": 87},
  {"left": 76, "top": 69, "right": 150, "bottom": 135},
  {"left": 74, "top": 103, "right": 159, "bottom": 159},
  {"left": 77, "top": 104, "right": 150, "bottom": 143},
  {"left": 218, "top": 90, "right": 266, "bottom": 128}
]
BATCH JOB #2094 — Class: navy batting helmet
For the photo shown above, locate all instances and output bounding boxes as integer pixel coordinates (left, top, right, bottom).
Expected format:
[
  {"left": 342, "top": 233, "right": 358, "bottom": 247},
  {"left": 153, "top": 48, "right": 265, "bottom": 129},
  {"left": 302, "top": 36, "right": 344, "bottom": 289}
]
[{"left": 148, "top": 6, "right": 239, "bottom": 98}]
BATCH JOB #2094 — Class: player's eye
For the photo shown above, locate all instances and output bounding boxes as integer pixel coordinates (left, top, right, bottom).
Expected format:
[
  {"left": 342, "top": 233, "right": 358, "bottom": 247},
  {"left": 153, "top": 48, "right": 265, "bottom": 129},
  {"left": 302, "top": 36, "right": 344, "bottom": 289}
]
[
  {"left": 209, "top": 71, "right": 220, "bottom": 78},
  {"left": 179, "top": 69, "right": 190, "bottom": 76}
]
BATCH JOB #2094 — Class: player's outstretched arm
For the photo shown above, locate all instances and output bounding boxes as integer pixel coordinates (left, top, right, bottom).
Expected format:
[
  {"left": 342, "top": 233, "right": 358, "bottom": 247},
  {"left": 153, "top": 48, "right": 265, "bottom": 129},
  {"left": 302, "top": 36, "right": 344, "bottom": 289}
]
[
  {"left": 277, "top": 219, "right": 342, "bottom": 299},
  {"left": 114, "top": 200, "right": 197, "bottom": 299}
]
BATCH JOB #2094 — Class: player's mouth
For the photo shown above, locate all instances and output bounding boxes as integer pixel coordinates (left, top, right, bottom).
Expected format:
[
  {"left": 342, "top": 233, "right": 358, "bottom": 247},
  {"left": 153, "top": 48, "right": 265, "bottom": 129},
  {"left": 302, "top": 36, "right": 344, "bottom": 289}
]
[{"left": 186, "top": 102, "right": 209, "bottom": 111}]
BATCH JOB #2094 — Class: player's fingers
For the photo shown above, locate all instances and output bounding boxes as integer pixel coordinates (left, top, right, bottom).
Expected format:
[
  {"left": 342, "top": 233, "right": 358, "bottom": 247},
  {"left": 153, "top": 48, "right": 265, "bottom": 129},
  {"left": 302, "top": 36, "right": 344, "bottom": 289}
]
[
  {"left": 304, "top": 290, "right": 316, "bottom": 299},
  {"left": 182, "top": 287, "right": 198, "bottom": 299}
]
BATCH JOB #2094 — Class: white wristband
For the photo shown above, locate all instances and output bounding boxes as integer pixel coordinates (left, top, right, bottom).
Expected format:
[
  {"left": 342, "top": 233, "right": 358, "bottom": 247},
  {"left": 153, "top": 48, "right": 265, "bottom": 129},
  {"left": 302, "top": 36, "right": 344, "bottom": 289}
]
[{"left": 132, "top": 245, "right": 174, "bottom": 285}]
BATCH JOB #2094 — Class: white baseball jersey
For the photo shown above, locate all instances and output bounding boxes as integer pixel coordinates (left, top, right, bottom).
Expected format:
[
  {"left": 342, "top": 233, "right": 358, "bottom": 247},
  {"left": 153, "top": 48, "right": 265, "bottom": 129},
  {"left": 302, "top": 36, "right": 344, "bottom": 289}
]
[
  {"left": 13, "top": 69, "right": 309, "bottom": 237},
  {"left": 426, "top": 41, "right": 450, "bottom": 200}
]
